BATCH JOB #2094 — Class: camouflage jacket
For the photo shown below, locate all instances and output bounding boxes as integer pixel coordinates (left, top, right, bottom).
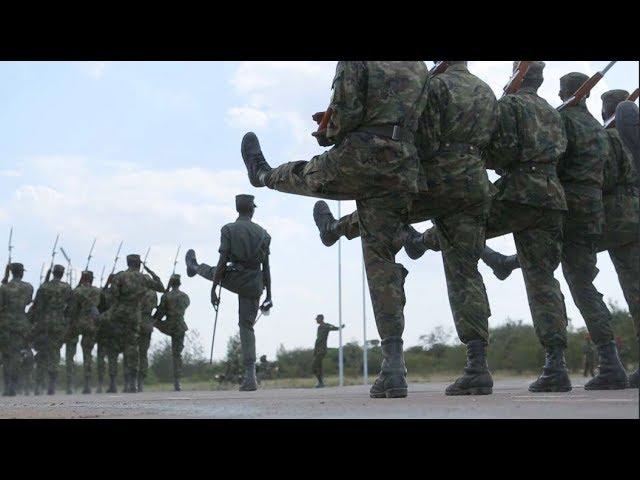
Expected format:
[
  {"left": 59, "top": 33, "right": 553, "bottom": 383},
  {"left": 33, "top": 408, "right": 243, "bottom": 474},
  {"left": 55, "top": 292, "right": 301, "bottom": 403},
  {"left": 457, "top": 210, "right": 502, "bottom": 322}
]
[
  {"left": 67, "top": 283, "right": 101, "bottom": 331},
  {"left": 602, "top": 128, "right": 639, "bottom": 232},
  {"left": 314, "top": 323, "right": 339, "bottom": 353},
  {"left": 0, "top": 279, "right": 34, "bottom": 336},
  {"left": 155, "top": 288, "right": 190, "bottom": 335},
  {"left": 31, "top": 278, "right": 72, "bottom": 333},
  {"left": 111, "top": 267, "right": 164, "bottom": 310},
  {"left": 417, "top": 63, "right": 498, "bottom": 199},
  {"left": 558, "top": 104, "right": 608, "bottom": 234},
  {"left": 484, "top": 87, "right": 568, "bottom": 211},
  {"left": 140, "top": 284, "right": 158, "bottom": 333},
  {"left": 324, "top": 61, "right": 429, "bottom": 194}
]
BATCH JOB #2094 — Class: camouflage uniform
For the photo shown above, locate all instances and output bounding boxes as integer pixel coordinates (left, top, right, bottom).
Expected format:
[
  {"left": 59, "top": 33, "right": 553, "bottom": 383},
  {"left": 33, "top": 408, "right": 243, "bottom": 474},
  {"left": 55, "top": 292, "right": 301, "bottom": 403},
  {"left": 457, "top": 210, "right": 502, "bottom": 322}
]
[
  {"left": 599, "top": 126, "right": 639, "bottom": 343},
  {"left": 31, "top": 274, "right": 72, "bottom": 394},
  {"left": 328, "top": 63, "right": 498, "bottom": 345},
  {"left": 138, "top": 284, "right": 158, "bottom": 386},
  {"left": 583, "top": 339, "right": 595, "bottom": 377},
  {"left": 312, "top": 322, "right": 340, "bottom": 383},
  {"left": 154, "top": 282, "right": 190, "bottom": 387},
  {"left": 64, "top": 281, "right": 101, "bottom": 393},
  {"left": 0, "top": 273, "right": 34, "bottom": 396},
  {"left": 260, "top": 62, "right": 429, "bottom": 348},
  {"left": 110, "top": 263, "right": 164, "bottom": 391}
]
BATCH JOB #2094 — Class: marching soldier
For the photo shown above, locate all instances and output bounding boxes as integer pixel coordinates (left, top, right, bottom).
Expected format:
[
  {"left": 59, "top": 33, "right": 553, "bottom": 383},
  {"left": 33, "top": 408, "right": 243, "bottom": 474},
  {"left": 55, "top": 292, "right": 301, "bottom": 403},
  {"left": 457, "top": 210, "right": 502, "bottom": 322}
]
[
  {"left": 312, "top": 314, "right": 343, "bottom": 388},
  {"left": 185, "top": 194, "right": 272, "bottom": 392},
  {"left": 137, "top": 281, "right": 159, "bottom": 392},
  {"left": 153, "top": 274, "right": 190, "bottom": 391},
  {"left": 0, "top": 263, "right": 34, "bottom": 396},
  {"left": 64, "top": 271, "right": 101, "bottom": 394},
  {"left": 31, "top": 264, "right": 72, "bottom": 395}
]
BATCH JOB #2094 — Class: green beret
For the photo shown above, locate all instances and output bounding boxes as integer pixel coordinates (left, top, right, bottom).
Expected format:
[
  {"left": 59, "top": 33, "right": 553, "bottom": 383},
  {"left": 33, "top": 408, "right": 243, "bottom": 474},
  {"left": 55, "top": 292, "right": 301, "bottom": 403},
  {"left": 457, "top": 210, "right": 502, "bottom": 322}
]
[
  {"left": 127, "top": 254, "right": 141, "bottom": 263},
  {"left": 560, "top": 72, "right": 589, "bottom": 94},
  {"left": 601, "top": 89, "right": 629, "bottom": 105},
  {"left": 9, "top": 263, "right": 25, "bottom": 273},
  {"left": 52, "top": 264, "right": 65, "bottom": 275}
]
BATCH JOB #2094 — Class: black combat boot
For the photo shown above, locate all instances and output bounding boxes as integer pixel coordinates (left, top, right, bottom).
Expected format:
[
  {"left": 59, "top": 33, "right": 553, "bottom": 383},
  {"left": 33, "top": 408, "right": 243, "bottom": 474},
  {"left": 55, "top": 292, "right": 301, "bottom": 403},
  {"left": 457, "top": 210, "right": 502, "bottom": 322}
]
[
  {"left": 82, "top": 376, "right": 91, "bottom": 394},
  {"left": 122, "top": 373, "right": 130, "bottom": 393},
  {"left": 106, "top": 375, "right": 117, "bottom": 393},
  {"left": 47, "top": 373, "right": 57, "bottom": 395},
  {"left": 482, "top": 246, "right": 519, "bottom": 281},
  {"left": 528, "top": 346, "right": 572, "bottom": 392},
  {"left": 185, "top": 249, "right": 199, "bottom": 278},
  {"left": 313, "top": 201, "right": 344, "bottom": 247},
  {"left": 315, "top": 376, "right": 325, "bottom": 388},
  {"left": 239, "top": 363, "right": 258, "bottom": 392},
  {"left": 403, "top": 225, "right": 428, "bottom": 260},
  {"left": 174, "top": 378, "right": 181, "bottom": 392},
  {"left": 446, "top": 340, "right": 493, "bottom": 395},
  {"left": 96, "top": 376, "right": 103, "bottom": 394},
  {"left": 370, "top": 337, "right": 408, "bottom": 399},
  {"left": 66, "top": 377, "right": 73, "bottom": 395},
  {"left": 126, "top": 374, "right": 137, "bottom": 393},
  {"left": 241, "top": 132, "right": 272, "bottom": 188},
  {"left": 585, "top": 341, "right": 629, "bottom": 390},
  {"left": 137, "top": 375, "right": 145, "bottom": 393}
]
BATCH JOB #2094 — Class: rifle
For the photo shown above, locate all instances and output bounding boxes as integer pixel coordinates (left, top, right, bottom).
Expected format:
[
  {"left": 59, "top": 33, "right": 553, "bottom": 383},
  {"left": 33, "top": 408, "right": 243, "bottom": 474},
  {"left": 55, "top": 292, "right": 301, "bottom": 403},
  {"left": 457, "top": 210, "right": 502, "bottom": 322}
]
[
  {"left": 110, "top": 241, "right": 123, "bottom": 276},
  {"left": 209, "top": 284, "right": 223, "bottom": 364},
  {"left": 85, "top": 238, "right": 96, "bottom": 271},
  {"left": 142, "top": 247, "right": 151, "bottom": 268},
  {"left": 45, "top": 234, "right": 60, "bottom": 283},
  {"left": 166, "top": 245, "right": 181, "bottom": 291},
  {"left": 429, "top": 61, "right": 448, "bottom": 76},
  {"left": 502, "top": 61, "right": 532, "bottom": 97},
  {"left": 60, "top": 247, "right": 72, "bottom": 285},
  {"left": 99, "top": 265, "right": 105, "bottom": 288},
  {"left": 3, "top": 227, "right": 13, "bottom": 284},
  {"left": 604, "top": 88, "right": 639, "bottom": 129},
  {"left": 39, "top": 263, "right": 45, "bottom": 286},
  {"left": 557, "top": 61, "right": 617, "bottom": 112}
]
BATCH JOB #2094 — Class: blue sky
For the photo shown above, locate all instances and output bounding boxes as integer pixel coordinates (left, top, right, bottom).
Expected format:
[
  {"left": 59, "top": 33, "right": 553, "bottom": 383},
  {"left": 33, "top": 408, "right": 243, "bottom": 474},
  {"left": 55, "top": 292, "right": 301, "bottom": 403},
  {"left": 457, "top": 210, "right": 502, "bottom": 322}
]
[{"left": 0, "top": 61, "right": 638, "bottom": 361}]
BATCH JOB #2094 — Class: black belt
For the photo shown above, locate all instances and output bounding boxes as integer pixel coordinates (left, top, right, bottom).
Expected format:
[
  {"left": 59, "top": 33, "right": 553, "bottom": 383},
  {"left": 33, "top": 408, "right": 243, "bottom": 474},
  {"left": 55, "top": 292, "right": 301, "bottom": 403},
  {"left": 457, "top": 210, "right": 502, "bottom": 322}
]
[
  {"left": 227, "top": 261, "right": 260, "bottom": 272},
  {"left": 355, "top": 125, "right": 414, "bottom": 143},
  {"left": 436, "top": 142, "right": 479, "bottom": 155},
  {"left": 507, "top": 162, "right": 558, "bottom": 175}
]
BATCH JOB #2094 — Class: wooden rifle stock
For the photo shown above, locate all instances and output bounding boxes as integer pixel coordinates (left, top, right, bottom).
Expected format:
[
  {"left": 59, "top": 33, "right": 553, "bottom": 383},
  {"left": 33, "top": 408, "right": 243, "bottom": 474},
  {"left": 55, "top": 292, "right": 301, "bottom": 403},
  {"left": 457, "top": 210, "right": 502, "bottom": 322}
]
[
  {"left": 429, "top": 61, "right": 448, "bottom": 76},
  {"left": 312, "top": 107, "right": 333, "bottom": 136},
  {"left": 502, "top": 61, "right": 532, "bottom": 97},
  {"left": 604, "top": 88, "right": 639, "bottom": 129}
]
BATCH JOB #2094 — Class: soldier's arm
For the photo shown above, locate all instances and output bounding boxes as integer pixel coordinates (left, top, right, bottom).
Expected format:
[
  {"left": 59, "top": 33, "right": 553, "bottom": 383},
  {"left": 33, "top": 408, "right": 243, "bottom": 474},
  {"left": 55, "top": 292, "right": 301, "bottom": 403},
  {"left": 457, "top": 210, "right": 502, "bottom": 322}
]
[
  {"left": 483, "top": 96, "right": 519, "bottom": 171},
  {"left": 153, "top": 294, "right": 168, "bottom": 321},
  {"left": 325, "top": 61, "right": 368, "bottom": 145},
  {"left": 212, "top": 227, "right": 231, "bottom": 287},
  {"left": 419, "top": 78, "right": 446, "bottom": 159},
  {"left": 556, "top": 114, "right": 573, "bottom": 177},
  {"left": 262, "top": 254, "right": 271, "bottom": 302}
]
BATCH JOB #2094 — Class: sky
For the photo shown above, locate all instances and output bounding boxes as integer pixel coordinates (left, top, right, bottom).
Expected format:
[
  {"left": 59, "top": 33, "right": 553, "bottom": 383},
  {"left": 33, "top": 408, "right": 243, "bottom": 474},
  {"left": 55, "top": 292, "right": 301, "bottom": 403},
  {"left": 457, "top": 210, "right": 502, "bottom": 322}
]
[{"left": 0, "top": 60, "right": 638, "bottom": 362}]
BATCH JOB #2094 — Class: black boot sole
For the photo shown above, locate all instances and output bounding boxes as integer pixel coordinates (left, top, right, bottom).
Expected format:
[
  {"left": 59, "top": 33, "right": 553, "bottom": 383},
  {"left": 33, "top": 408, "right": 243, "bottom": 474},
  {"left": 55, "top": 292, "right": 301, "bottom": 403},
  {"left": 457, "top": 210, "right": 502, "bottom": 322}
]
[
  {"left": 528, "top": 385, "right": 572, "bottom": 393},
  {"left": 445, "top": 386, "right": 493, "bottom": 396},
  {"left": 584, "top": 382, "right": 628, "bottom": 391}
]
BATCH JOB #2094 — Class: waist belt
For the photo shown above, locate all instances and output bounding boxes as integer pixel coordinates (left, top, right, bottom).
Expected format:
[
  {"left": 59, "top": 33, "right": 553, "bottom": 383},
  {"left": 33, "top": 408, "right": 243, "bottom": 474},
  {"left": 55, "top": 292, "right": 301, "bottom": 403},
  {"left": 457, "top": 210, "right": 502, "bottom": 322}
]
[
  {"left": 436, "top": 142, "right": 479, "bottom": 155},
  {"left": 355, "top": 125, "right": 414, "bottom": 143},
  {"left": 562, "top": 183, "right": 602, "bottom": 197},
  {"left": 507, "top": 161, "right": 558, "bottom": 176},
  {"left": 227, "top": 261, "right": 261, "bottom": 272}
]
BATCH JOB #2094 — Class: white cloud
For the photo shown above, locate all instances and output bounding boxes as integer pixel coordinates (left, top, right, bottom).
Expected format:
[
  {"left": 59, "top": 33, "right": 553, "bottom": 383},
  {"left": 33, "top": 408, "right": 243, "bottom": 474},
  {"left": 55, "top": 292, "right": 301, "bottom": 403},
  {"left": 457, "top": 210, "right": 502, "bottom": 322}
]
[
  {"left": 77, "top": 61, "right": 107, "bottom": 79},
  {"left": 226, "top": 106, "right": 269, "bottom": 129}
]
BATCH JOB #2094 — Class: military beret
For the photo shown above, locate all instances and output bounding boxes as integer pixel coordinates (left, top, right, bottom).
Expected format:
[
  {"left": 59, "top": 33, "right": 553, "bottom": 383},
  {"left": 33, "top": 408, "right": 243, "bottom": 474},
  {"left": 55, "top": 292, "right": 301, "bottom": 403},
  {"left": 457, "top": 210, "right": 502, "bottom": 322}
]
[
  {"left": 52, "top": 264, "right": 65, "bottom": 275},
  {"left": 316, "top": 314, "right": 324, "bottom": 320},
  {"left": 126, "top": 254, "right": 141, "bottom": 263},
  {"left": 560, "top": 72, "right": 589, "bottom": 94},
  {"left": 170, "top": 273, "right": 181, "bottom": 282},
  {"left": 236, "top": 194, "right": 257, "bottom": 210},
  {"left": 81, "top": 270, "right": 93, "bottom": 279},
  {"left": 601, "top": 89, "right": 629, "bottom": 106},
  {"left": 9, "top": 263, "right": 25, "bottom": 273}
]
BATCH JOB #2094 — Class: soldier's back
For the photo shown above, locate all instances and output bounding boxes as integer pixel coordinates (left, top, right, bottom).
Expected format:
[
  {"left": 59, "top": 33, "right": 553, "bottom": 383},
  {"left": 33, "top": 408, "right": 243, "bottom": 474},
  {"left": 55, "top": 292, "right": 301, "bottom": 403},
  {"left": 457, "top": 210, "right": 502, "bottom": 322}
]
[
  {"left": 222, "top": 219, "right": 271, "bottom": 265},
  {"left": 112, "top": 269, "right": 147, "bottom": 306}
]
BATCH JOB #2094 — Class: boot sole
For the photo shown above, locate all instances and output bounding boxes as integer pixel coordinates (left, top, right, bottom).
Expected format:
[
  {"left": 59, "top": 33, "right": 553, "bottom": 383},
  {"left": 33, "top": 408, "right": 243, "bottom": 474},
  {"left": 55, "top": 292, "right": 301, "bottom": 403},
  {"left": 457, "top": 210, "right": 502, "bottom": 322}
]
[
  {"left": 369, "top": 388, "right": 407, "bottom": 399},
  {"left": 584, "top": 382, "right": 628, "bottom": 391},
  {"left": 528, "top": 386, "right": 572, "bottom": 393},
  {"left": 446, "top": 387, "right": 493, "bottom": 396}
]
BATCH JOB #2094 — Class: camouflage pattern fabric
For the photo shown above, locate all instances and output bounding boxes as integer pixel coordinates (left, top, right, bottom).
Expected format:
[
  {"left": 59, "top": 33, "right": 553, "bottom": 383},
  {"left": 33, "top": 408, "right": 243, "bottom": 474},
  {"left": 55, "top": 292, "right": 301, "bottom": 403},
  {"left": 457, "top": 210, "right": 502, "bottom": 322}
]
[
  {"left": 138, "top": 286, "right": 158, "bottom": 381},
  {"left": 65, "top": 283, "right": 101, "bottom": 386},
  {"left": 31, "top": 279, "right": 72, "bottom": 385},
  {"left": 0, "top": 278, "right": 34, "bottom": 393},
  {"left": 154, "top": 287, "right": 190, "bottom": 381},
  {"left": 312, "top": 323, "right": 339, "bottom": 378},
  {"left": 583, "top": 340, "right": 595, "bottom": 377}
]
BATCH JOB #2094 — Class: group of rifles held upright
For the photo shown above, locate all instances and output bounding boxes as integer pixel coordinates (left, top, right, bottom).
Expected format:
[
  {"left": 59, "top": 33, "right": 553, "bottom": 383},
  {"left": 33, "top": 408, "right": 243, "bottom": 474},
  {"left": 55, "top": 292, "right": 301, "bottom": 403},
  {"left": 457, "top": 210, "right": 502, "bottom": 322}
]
[{"left": 1, "top": 60, "right": 638, "bottom": 400}]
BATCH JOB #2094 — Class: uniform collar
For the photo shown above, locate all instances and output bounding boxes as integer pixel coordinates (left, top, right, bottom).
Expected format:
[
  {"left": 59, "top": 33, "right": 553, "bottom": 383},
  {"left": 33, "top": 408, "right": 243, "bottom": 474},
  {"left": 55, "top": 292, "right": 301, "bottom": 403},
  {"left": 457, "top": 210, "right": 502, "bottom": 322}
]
[{"left": 237, "top": 214, "right": 253, "bottom": 222}]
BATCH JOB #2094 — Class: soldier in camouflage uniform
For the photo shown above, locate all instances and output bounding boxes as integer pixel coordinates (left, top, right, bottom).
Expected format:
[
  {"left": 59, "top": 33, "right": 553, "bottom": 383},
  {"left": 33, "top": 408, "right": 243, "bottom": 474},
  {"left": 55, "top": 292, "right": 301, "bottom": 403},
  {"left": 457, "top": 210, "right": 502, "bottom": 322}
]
[
  {"left": 137, "top": 279, "right": 159, "bottom": 392},
  {"left": 95, "top": 279, "right": 118, "bottom": 393},
  {"left": 153, "top": 274, "right": 190, "bottom": 391},
  {"left": 311, "top": 314, "right": 343, "bottom": 388},
  {"left": 402, "top": 62, "right": 573, "bottom": 392},
  {"left": 109, "top": 255, "right": 164, "bottom": 393},
  {"left": 31, "top": 264, "right": 72, "bottom": 395},
  {"left": 242, "top": 61, "right": 431, "bottom": 398},
  {"left": 185, "top": 194, "right": 272, "bottom": 392},
  {"left": 309, "top": 61, "right": 498, "bottom": 396},
  {"left": 0, "top": 263, "right": 34, "bottom": 396},
  {"left": 64, "top": 271, "right": 101, "bottom": 394}
]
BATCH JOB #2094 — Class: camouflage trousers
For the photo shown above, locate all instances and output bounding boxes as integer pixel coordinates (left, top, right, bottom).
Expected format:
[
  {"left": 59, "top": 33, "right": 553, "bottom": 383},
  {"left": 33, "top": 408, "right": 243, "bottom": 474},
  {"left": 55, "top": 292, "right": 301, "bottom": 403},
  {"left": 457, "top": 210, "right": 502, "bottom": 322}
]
[
  {"left": 138, "top": 318, "right": 154, "bottom": 380},
  {"left": 155, "top": 321, "right": 185, "bottom": 381},
  {"left": 110, "top": 305, "right": 140, "bottom": 380},
  {"left": 598, "top": 223, "right": 640, "bottom": 342},
  {"left": 312, "top": 349, "right": 326, "bottom": 379},
  {"left": 336, "top": 189, "right": 492, "bottom": 343},
  {"left": 34, "top": 330, "right": 65, "bottom": 385},
  {"left": 196, "top": 264, "right": 260, "bottom": 364},
  {"left": 65, "top": 325, "right": 97, "bottom": 386},
  {"left": 0, "top": 328, "right": 30, "bottom": 393}
]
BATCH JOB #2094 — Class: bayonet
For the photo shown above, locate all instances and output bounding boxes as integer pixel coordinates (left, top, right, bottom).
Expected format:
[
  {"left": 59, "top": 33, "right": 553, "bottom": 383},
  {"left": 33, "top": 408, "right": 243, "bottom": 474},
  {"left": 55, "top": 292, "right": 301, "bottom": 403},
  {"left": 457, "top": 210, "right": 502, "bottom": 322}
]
[
  {"left": 142, "top": 247, "right": 151, "bottom": 267},
  {"left": 60, "top": 247, "right": 72, "bottom": 284},
  {"left": 39, "top": 262, "right": 45, "bottom": 286},
  {"left": 8, "top": 227, "right": 13, "bottom": 265},
  {"left": 45, "top": 234, "right": 60, "bottom": 283},
  {"left": 110, "top": 241, "right": 123, "bottom": 275},
  {"left": 99, "top": 265, "right": 105, "bottom": 288},
  {"left": 85, "top": 238, "right": 97, "bottom": 271},
  {"left": 172, "top": 245, "right": 181, "bottom": 275}
]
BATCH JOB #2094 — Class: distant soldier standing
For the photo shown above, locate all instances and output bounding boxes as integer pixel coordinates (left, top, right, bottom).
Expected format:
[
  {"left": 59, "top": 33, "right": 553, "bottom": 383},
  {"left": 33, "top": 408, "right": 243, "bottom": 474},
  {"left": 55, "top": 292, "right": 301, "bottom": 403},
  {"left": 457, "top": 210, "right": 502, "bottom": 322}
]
[
  {"left": 153, "top": 274, "right": 190, "bottom": 391},
  {"left": 185, "top": 194, "right": 272, "bottom": 392},
  {"left": 312, "top": 314, "right": 344, "bottom": 388},
  {"left": 64, "top": 271, "right": 101, "bottom": 394},
  {"left": 0, "top": 263, "right": 34, "bottom": 396},
  {"left": 109, "top": 255, "right": 164, "bottom": 393},
  {"left": 31, "top": 264, "right": 72, "bottom": 395}
]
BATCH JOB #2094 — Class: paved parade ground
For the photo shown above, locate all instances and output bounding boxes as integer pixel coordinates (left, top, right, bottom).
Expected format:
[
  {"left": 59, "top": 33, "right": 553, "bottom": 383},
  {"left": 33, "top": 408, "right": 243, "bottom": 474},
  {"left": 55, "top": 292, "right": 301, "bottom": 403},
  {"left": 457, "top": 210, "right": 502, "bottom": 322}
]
[{"left": 0, "top": 377, "right": 637, "bottom": 419}]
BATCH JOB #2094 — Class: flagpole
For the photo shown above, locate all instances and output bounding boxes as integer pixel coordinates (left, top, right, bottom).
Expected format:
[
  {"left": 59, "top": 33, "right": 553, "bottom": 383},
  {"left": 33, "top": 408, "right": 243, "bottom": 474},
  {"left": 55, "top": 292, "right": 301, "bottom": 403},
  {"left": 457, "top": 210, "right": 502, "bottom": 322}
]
[
  {"left": 337, "top": 200, "right": 344, "bottom": 387},
  {"left": 362, "top": 255, "right": 368, "bottom": 385}
]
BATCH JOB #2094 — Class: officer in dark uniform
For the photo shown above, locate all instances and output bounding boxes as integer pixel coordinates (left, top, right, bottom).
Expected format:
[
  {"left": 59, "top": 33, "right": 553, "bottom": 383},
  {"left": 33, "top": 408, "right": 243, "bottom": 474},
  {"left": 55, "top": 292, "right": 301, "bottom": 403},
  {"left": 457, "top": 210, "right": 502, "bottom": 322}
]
[{"left": 185, "top": 194, "right": 272, "bottom": 391}]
